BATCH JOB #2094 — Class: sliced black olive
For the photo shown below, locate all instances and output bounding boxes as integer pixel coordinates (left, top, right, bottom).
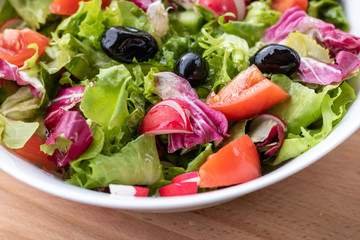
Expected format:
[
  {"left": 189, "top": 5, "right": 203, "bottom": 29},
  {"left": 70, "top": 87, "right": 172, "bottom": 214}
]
[
  {"left": 101, "top": 26, "right": 158, "bottom": 63},
  {"left": 174, "top": 52, "right": 208, "bottom": 87},
  {"left": 249, "top": 44, "right": 301, "bottom": 76}
]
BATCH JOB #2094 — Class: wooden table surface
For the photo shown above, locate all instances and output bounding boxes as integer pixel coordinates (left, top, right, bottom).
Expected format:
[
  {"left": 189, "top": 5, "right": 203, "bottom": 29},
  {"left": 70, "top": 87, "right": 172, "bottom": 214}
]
[{"left": 0, "top": 129, "right": 359, "bottom": 240}]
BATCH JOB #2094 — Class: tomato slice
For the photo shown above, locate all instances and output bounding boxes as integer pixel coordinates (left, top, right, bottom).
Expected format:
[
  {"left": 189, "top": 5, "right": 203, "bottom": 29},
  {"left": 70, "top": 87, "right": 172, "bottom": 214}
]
[
  {"left": 206, "top": 65, "right": 290, "bottom": 121},
  {"left": 9, "top": 134, "right": 57, "bottom": 171},
  {"left": 271, "top": 0, "right": 308, "bottom": 13},
  {"left": 50, "top": 0, "right": 111, "bottom": 16},
  {"left": 199, "top": 134, "right": 261, "bottom": 188},
  {"left": 0, "top": 28, "right": 50, "bottom": 67}
]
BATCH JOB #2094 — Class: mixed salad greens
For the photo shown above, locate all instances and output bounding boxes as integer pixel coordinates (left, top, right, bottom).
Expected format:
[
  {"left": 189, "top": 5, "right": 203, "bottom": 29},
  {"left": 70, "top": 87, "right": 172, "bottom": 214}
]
[{"left": 0, "top": 0, "right": 359, "bottom": 197}]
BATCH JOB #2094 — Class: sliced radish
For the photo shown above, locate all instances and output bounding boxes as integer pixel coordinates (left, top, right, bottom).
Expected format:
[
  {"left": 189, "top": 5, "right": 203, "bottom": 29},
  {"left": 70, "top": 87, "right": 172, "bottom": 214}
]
[
  {"left": 159, "top": 182, "right": 198, "bottom": 197},
  {"left": 249, "top": 113, "right": 287, "bottom": 131},
  {"left": 248, "top": 114, "right": 286, "bottom": 156},
  {"left": 233, "top": 0, "right": 246, "bottom": 21},
  {"left": 0, "top": 18, "right": 24, "bottom": 32},
  {"left": 197, "top": 0, "right": 246, "bottom": 21},
  {"left": 109, "top": 184, "right": 149, "bottom": 197},
  {"left": 139, "top": 99, "right": 193, "bottom": 135},
  {"left": 172, "top": 171, "right": 200, "bottom": 185}
]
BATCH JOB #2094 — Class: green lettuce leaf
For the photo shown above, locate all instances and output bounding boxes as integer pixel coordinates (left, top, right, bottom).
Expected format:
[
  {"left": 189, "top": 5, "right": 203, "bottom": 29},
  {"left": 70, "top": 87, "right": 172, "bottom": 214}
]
[
  {"left": 67, "top": 135, "right": 162, "bottom": 188},
  {"left": 186, "top": 143, "right": 213, "bottom": 172},
  {"left": 144, "top": 67, "right": 161, "bottom": 104},
  {"left": 81, "top": 65, "right": 132, "bottom": 150},
  {"left": 198, "top": 29, "right": 250, "bottom": 96},
  {"left": 46, "top": 33, "right": 115, "bottom": 79},
  {"left": 274, "top": 81, "right": 356, "bottom": 164},
  {"left": 308, "top": 0, "right": 349, "bottom": 32},
  {"left": 0, "top": 113, "right": 39, "bottom": 149},
  {"left": 103, "top": 1, "right": 154, "bottom": 34},
  {"left": 225, "top": 120, "right": 248, "bottom": 144},
  {"left": 55, "top": 0, "right": 105, "bottom": 50},
  {"left": 127, "top": 66, "right": 146, "bottom": 135},
  {"left": 163, "top": 167, "right": 186, "bottom": 181},
  {"left": 8, "top": 0, "right": 52, "bottom": 29},
  {"left": 0, "top": 86, "right": 41, "bottom": 121},
  {"left": 40, "top": 133, "right": 73, "bottom": 156},
  {"left": 269, "top": 74, "right": 336, "bottom": 135}
]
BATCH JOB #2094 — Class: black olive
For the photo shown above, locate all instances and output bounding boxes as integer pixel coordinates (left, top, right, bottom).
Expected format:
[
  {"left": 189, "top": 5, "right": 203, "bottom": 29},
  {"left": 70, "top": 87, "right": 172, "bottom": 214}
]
[
  {"left": 101, "top": 26, "right": 158, "bottom": 63},
  {"left": 249, "top": 44, "right": 301, "bottom": 76},
  {"left": 174, "top": 52, "right": 208, "bottom": 87}
]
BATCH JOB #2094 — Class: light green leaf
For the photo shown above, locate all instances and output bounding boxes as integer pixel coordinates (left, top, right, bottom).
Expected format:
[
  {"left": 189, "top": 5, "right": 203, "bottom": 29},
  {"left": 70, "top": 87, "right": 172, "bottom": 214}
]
[
  {"left": 0, "top": 113, "right": 38, "bottom": 149},
  {"left": 285, "top": 32, "right": 332, "bottom": 63},
  {"left": 67, "top": 135, "right": 162, "bottom": 188},
  {"left": 8, "top": 0, "right": 52, "bottom": 29}
]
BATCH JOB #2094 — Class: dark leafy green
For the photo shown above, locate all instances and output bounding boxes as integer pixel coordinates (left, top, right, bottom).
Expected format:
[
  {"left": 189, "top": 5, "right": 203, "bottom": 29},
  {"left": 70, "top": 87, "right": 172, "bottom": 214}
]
[{"left": 308, "top": 0, "right": 349, "bottom": 32}]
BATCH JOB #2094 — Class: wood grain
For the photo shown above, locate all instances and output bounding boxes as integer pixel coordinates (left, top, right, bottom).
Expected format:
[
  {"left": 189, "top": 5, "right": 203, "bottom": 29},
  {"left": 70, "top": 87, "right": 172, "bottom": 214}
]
[{"left": 1, "top": 129, "right": 360, "bottom": 240}]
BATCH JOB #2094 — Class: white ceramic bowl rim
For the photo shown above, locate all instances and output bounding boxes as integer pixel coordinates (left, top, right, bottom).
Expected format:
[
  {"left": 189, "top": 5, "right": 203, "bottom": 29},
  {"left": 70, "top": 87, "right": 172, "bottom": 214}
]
[{"left": 1, "top": 0, "right": 360, "bottom": 212}]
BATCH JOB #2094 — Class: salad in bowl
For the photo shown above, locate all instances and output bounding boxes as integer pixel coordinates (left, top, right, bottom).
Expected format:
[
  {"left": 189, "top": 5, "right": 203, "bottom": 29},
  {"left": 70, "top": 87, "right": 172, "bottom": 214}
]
[{"left": 0, "top": 0, "right": 359, "bottom": 211}]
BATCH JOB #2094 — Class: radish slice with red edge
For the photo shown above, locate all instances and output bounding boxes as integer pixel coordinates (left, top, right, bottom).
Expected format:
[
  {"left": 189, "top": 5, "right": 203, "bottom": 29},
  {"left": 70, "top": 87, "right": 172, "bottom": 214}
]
[
  {"left": 139, "top": 99, "right": 193, "bottom": 135},
  {"left": 249, "top": 113, "right": 287, "bottom": 132},
  {"left": 248, "top": 114, "right": 286, "bottom": 156},
  {"left": 159, "top": 182, "right": 198, "bottom": 197},
  {"left": 197, "top": 0, "right": 246, "bottom": 21},
  {"left": 172, "top": 171, "right": 200, "bottom": 185},
  {"left": 109, "top": 184, "right": 149, "bottom": 197}
]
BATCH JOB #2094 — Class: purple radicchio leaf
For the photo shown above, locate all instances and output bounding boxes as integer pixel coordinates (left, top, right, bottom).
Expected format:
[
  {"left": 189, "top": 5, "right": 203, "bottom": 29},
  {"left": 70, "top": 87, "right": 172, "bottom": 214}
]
[
  {"left": 261, "top": 6, "right": 307, "bottom": 44},
  {"left": 297, "top": 51, "right": 360, "bottom": 85},
  {"left": 262, "top": 7, "right": 360, "bottom": 56},
  {"left": 128, "top": 0, "right": 157, "bottom": 11},
  {"left": 153, "top": 72, "right": 229, "bottom": 153},
  {"left": 335, "top": 51, "right": 360, "bottom": 79},
  {"left": 0, "top": 58, "right": 44, "bottom": 98},
  {"left": 46, "top": 111, "right": 93, "bottom": 167},
  {"left": 44, "top": 85, "right": 86, "bottom": 132},
  {"left": 249, "top": 114, "right": 286, "bottom": 156}
]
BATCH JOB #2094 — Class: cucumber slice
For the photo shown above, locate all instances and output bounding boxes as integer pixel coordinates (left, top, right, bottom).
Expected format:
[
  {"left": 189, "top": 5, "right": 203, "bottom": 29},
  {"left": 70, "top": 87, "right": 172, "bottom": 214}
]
[{"left": 170, "top": 10, "right": 205, "bottom": 34}]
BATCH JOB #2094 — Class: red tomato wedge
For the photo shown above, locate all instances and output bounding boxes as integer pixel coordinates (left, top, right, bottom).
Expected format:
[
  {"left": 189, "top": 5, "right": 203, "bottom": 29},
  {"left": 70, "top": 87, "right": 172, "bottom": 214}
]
[
  {"left": 0, "top": 28, "right": 50, "bottom": 67},
  {"left": 9, "top": 134, "right": 57, "bottom": 171},
  {"left": 139, "top": 99, "right": 193, "bottom": 135},
  {"left": 199, "top": 134, "right": 260, "bottom": 188},
  {"left": 206, "top": 65, "right": 290, "bottom": 121},
  {"left": 50, "top": 0, "right": 111, "bottom": 16},
  {"left": 271, "top": 0, "right": 308, "bottom": 13}
]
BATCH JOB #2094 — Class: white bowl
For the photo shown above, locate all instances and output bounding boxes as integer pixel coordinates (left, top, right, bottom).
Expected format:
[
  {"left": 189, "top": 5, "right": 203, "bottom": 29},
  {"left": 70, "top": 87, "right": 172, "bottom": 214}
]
[{"left": 1, "top": 0, "right": 360, "bottom": 213}]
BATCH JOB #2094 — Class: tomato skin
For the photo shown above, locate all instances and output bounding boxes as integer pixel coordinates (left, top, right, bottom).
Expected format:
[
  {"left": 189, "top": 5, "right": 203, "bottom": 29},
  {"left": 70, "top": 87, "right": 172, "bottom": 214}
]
[
  {"left": 50, "top": 0, "right": 111, "bottom": 16},
  {"left": 271, "top": 0, "right": 308, "bottom": 13},
  {"left": 199, "top": 134, "right": 260, "bottom": 188},
  {"left": 9, "top": 134, "right": 57, "bottom": 171},
  {"left": 206, "top": 65, "right": 290, "bottom": 121},
  {"left": 0, "top": 29, "right": 50, "bottom": 67}
]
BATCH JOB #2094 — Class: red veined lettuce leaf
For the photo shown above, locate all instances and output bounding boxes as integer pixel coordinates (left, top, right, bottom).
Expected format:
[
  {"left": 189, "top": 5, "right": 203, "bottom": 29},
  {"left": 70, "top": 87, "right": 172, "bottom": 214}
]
[
  {"left": 297, "top": 51, "right": 360, "bottom": 85},
  {"left": 153, "top": 72, "right": 229, "bottom": 153},
  {"left": 44, "top": 85, "right": 85, "bottom": 131},
  {"left": 43, "top": 111, "right": 93, "bottom": 167},
  {"left": 262, "top": 6, "right": 360, "bottom": 56},
  {"left": 0, "top": 58, "right": 44, "bottom": 98}
]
